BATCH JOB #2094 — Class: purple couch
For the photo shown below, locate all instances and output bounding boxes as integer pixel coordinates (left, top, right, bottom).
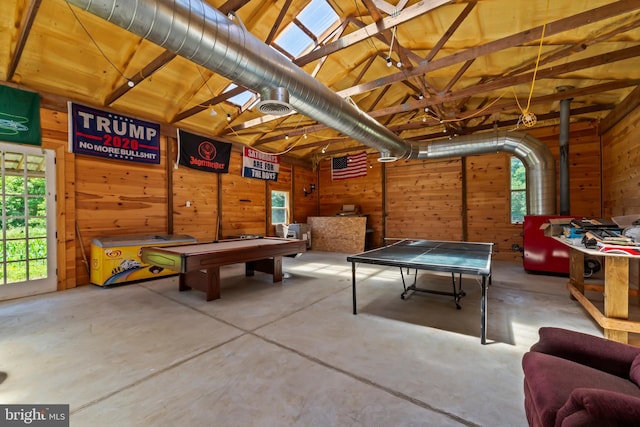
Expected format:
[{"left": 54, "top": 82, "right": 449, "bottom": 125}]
[{"left": 522, "top": 327, "right": 640, "bottom": 427}]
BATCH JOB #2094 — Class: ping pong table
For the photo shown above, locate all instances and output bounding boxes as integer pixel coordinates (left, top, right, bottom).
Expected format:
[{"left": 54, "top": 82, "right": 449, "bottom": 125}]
[{"left": 347, "top": 239, "right": 493, "bottom": 344}]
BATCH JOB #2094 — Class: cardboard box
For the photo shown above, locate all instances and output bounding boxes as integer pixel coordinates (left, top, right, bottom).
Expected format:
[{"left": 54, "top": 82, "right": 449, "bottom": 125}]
[{"left": 540, "top": 218, "right": 574, "bottom": 237}]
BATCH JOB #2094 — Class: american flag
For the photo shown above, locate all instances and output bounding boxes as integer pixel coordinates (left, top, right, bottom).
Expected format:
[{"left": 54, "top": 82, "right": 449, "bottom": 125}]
[{"left": 331, "top": 152, "right": 368, "bottom": 180}]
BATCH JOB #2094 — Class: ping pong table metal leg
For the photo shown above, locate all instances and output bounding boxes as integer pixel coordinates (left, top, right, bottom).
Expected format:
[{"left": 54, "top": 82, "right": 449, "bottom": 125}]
[
  {"left": 352, "top": 262, "right": 357, "bottom": 315},
  {"left": 400, "top": 269, "right": 464, "bottom": 309},
  {"left": 399, "top": 268, "right": 418, "bottom": 300},
  {"left": 480, "top": 275, "right": 487, "bottom": 345}
]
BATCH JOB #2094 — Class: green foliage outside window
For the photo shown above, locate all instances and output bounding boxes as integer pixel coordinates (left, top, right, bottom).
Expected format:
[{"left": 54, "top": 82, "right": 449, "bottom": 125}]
[
  {"left": 271, "top": 191, "right": 288, "bottom": 225},
  {"left": 1, "top": 173, "right": 48, "bottom": 283},
  {"left": 511, "top": 157, "right": 527, "bottom": 223}
]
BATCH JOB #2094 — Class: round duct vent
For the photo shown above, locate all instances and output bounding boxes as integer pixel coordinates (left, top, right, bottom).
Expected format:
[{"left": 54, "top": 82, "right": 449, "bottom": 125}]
[
  {"left": 256, "top": 87, "right": 294, "bottom": 116},
  {"left": 377, "top": 150, "right": 398, "bottom": 162}
]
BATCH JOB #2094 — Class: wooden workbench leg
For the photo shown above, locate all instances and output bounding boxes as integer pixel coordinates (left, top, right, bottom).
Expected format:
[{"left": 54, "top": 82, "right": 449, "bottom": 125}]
[
  {"left": 569, "top": 248, "right": 585, "bottom": 296},
  {"left": 205, "top": 267, "right": 221, "bottom": 301},
  {"left": 604, "top": 257, "right": 629, "bottom": 343}
]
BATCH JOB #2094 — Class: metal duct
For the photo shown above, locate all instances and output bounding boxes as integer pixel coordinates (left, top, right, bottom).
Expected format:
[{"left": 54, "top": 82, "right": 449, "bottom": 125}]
[
  {"left": 67, "top": 0, "right": 409, "bottom": 158},
  {"left": 408, "top": 131, "right": 556, "bottom": 215},
  {"left": 67, "top": 0, "right": 556, "bottom": 215}
]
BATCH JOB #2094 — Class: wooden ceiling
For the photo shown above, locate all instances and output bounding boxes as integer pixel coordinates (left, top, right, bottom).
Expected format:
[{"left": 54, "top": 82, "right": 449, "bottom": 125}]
[{"left": 3, "top": 0, "right": 640, "bottom": 163}]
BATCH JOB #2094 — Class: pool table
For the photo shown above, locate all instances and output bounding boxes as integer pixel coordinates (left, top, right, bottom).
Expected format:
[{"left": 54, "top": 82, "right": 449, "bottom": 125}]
[{"left": 140, "top": 237, "right": 306, "bottom": 301}]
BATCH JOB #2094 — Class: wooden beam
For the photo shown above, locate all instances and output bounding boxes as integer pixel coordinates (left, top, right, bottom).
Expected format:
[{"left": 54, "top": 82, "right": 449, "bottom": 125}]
[
  {"left": 265, "top": 0, "right": 294, "bottom": 44},
  {"left": 425, "top": 1, "right": 476, "bottom": 62},
  {"left": 7, "top": 0, "right": 43, "bottom": 81},
  {"left": 172, "top": 85, "right": 246, "bottom": 123},
  {"left": 338, "top": 0, "right": 640, "bottom": 98},
  {"left": 217, "top": 0, "right": 252, "bottom": 15},
  {"left": 104, "top": 50, "right": 177, "bottom": 105},
  {"left": 599, "top": 85, "right": 640, "bottom": 135},
  {"left": 293, "top": 0, "right": 452, "bottom": 66},
  {"left": 438, "top": 44, "right": 640, "bottom": 103},
  {"left": 395, "top": 104, "right": 614, "bottom": 134},
  {"left": 228, "top": 0, "right": 640, "bottom": 134},
  {"left": 249, "top": 80, "right": 637, "bottom": 141},
  {"left": 367, "top": 46, "right": 640, "bottom": 119}
]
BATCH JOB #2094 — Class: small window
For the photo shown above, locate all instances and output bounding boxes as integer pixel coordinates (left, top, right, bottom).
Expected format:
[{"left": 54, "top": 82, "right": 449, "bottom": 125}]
[
  {"left": 510, "top": 157, "right": 527, "bottom": 223},
  {"left": 271, "top": 191, "right": 289, "bottom": 225}
]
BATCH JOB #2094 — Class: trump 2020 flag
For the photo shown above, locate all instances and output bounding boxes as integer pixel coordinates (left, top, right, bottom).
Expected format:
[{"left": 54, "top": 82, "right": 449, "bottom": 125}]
[
  {"left": 177, "top": 129, "right": 231, "bottom": 173},
  {"left": 331, "top": 152, "right": 368, "bottom": 180},
  {"left": 0, "top": 85, "right": 41, "bottom": 146}
]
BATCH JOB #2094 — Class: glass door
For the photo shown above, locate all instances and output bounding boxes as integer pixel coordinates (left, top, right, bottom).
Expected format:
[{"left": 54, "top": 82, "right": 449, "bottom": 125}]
[{"left": 0, "top": 142, "right": 57, "bottom": 301}]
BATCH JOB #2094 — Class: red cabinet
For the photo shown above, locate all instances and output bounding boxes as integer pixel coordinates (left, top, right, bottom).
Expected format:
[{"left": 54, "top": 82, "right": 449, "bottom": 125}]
[{"left": 523, "top": 215, "right": 580, "bottom": 274}]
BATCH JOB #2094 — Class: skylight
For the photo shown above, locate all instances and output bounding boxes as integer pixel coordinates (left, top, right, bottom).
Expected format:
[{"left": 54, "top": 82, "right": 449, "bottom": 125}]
[
  {"left": 273, "top": 0, "right": 339, "bottom": 58},
  {"left": 223, "top": 83, "right": 256, "bottom": 109},
  {"left": 298, "top": 0, "right": 339, "bottom": 37},
  {"left": 276, "top": 24, "right": 314, "bottom": 58}
]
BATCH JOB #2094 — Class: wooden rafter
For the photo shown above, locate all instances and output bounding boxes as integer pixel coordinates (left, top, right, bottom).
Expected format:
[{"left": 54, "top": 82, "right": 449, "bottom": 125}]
[
  {"left": 7, "top": 0, "right": 43, "bottom": 81},
  {"left": 425, "top": 1, "right": 476, "bottom": 63},
  {"left": 338, "top": 0, "right": 640, "bottom": 98},
  {"left": 104, "top": 50, "right": 177, "bottom": 105},
  {"left": 293, "top": 0, "right": 452, "bottom": 66}
]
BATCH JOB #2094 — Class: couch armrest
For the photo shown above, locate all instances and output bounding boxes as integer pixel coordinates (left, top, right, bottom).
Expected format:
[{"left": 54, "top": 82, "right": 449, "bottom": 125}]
[
  {"left": 555, "top": 388, "right": 640, "bottom": 427},
  {"left": 531, "top": 327, "right": 640, "bottom": 378}
]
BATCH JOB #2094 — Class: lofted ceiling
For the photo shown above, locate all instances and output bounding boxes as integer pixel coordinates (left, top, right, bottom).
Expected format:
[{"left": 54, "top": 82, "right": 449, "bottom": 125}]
[{"left": 2, "top": 0, "right": 640, "bottom": 164}]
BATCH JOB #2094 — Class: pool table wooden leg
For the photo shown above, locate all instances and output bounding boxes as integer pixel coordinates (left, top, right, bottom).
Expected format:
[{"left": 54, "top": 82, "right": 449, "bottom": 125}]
[
  {"left": 246, "top": 256, "right": 283, "bottom": 282},
  {"left": 180, "top": 268, "right": 221, "bottom": 301},
  {"left": 205, "top": 267, "right": 221, "bottom": 301}
]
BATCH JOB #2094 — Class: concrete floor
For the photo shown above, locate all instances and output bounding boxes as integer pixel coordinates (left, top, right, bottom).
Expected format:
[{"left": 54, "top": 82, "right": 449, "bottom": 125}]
[{"left": 0, "top": 251, "right": 617, "bottom": 426}]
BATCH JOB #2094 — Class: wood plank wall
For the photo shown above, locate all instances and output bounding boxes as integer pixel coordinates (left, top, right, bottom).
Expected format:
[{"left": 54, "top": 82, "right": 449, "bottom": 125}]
[
  {"left": 465, "top": 153, "right": 515, "bottom": 256},
  {"left": 292, "top": 165, "right": 318, "bottom": 224},
  {"left": 385, "top": 159, "right": 463, "bottom": 242},
  {"left": 317, "top": 122, "right": 602, "bottom": 262},
  {"left": 529, "top": 121, "right": 602, "bottom": 217},
  {"left": 318, "top": 155, "right": 383, "bottom": 247},
  {"left": 171, "top": 135, "right": 219, "bottom": 241},
  {"left": 37, "top": 101, "right": 610, "bottom": 289},
  {"left": 219, "top": 151, "right": 267, "bottom": 238},
  {"left": 602, "top": 106, "right": 640, "bottom": 217}
]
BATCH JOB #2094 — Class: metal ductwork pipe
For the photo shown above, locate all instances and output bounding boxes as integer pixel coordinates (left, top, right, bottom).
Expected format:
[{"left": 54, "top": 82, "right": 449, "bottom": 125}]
[
  {"left": 408, "top": 131, "right": 556, "bottom": 215},
  {"left": 559, "top": 98, "right": 572, "bottom": 215},
  {"left": 66, "top": 0, "right": 410, "bottom": 158},
  {"left": 67, "top": 0, "right": 556, "bottom": 216}
]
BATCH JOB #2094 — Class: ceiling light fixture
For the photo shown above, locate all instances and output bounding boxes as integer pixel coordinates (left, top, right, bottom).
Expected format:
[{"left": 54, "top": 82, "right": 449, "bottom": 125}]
[
  {"left": 386, "top": 57, "right": 392, "bottom": 67},
  {"left": 127, "top": 80, "right": 135, "bottom": 88},
  {"left": 226, "top": 113, "right": 231, "bottom": 122}
]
